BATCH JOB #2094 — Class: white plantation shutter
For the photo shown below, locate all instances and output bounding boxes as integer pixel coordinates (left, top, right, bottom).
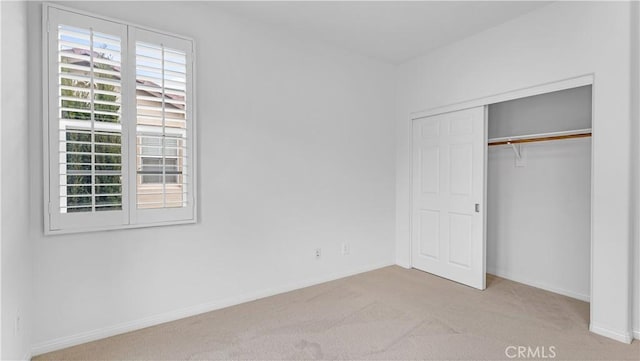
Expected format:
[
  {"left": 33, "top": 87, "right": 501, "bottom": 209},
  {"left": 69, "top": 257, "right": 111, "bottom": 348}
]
[
  {"left": 47, "top": 8, "right": 129, "bottom": 231},
  {"left": 130, "top": 28, "right": 194, "bottom": 224},
  {"left": 45, "top": 6, "right": 196, "bottom": 233}
]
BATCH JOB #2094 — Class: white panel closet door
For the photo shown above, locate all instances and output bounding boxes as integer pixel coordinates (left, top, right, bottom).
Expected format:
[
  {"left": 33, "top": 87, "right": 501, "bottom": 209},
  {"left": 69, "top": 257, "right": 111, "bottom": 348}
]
[{"left": 411, "top": 106, "right": 486, "bottom": 290}]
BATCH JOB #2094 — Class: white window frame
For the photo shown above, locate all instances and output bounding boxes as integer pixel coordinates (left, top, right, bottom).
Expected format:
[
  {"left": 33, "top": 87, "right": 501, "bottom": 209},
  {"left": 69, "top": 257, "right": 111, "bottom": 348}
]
[{"left": 43, "top": 4, "right": 197, "bottom": 234}]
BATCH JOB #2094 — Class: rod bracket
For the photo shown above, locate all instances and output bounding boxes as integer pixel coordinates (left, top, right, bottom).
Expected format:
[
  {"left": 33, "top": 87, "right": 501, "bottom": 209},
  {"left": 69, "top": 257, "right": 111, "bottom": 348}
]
[{"left": 508, "top": 142, "right": 521, "bottom": 160}]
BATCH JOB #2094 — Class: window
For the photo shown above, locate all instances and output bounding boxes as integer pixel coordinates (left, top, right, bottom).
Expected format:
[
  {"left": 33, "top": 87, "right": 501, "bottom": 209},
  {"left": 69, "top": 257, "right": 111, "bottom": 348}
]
[
  {"left": 139, "top": 136, "right": 181, "bottom": 185},
  {"left": 44, "top": 5, "right": 196, "bottom": 233}
]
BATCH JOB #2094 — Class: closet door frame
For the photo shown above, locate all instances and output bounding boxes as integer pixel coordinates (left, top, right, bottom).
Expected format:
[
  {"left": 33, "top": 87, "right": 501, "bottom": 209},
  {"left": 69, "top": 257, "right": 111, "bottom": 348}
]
[{"left": 408, "top": 74, "right": 596, "bottom": 329}]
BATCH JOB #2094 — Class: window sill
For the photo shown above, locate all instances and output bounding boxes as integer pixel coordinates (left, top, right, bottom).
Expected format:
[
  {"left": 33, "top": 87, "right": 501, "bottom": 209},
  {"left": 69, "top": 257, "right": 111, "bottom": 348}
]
[{"left": 44, "top": 217, "right": 197, "bottom": 236}]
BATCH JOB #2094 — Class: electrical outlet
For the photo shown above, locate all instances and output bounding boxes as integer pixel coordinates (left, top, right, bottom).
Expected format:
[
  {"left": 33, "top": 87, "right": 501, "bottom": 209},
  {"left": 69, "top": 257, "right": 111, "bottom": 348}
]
[
  {"left": 315, "top": 248, "right": 321, "bottom": 259},
  {"left": 341, "top": 242, "right": 350, "bottom": 255}
]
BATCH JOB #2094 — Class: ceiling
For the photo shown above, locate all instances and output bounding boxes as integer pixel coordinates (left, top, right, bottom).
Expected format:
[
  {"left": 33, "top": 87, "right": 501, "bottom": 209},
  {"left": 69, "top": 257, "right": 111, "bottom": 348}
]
[{"left": 212, "top": 1, "right": 551, "bottom": 64}]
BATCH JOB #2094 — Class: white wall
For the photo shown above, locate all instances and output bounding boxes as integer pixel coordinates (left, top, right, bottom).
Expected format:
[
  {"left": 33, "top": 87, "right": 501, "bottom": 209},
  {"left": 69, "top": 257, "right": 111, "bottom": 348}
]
[
  {"left": 1, "top": 2, "right": 3, "bottom": 357},
  {"left": 395, "top": 1, "right": 635, "bottom": 342},
  {"left": 632, "top": 0, "right": 640, "bottom": 342},
  {"left": 1, "top": 1, "right": 33, "bottom": 360},
  {"left": 27, "top": 1, "right": 396, "bottom": 354},
  {"left": 487, "top": 139, "right": 591, "bottom": 301}
]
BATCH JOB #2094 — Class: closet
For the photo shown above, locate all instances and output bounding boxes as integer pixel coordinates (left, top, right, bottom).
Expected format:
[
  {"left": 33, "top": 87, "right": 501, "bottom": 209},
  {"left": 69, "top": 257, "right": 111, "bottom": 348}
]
[
  {"left": 487, "top": 85, "right": 592, "bottom": 301},
  {"left": 410, "top": 84, "right": 592, "bottom": 301}
]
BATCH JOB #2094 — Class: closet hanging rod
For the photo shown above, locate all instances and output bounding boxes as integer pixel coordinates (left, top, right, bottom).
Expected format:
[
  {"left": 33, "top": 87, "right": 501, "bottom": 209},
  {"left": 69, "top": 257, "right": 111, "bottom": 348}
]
[{"left": 488, "top": 128, "right": 592, "bottom": 147}]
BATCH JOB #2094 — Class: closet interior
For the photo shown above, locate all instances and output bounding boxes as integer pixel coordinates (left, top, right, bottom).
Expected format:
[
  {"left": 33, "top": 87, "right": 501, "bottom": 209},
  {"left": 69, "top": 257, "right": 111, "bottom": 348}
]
[{"left": 486, "top": 85, "right": 593, "bottom": 302}]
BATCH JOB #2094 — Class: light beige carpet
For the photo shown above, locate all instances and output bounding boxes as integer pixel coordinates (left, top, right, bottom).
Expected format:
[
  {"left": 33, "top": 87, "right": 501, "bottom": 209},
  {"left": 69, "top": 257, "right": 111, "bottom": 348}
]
[{"left": 34, "top": 266, "right": 639, "bottom": 360}]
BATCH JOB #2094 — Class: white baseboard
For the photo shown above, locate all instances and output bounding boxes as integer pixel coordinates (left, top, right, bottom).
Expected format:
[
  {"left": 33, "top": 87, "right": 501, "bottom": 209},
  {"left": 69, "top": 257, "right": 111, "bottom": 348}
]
[
  {"left": 487, "top": 267, "right": 590, "bottom": 302},
  {"left": 633, "top": 329, "right": 640, "bottom": 340},
  {"left": 23, "top": 351, "right": 32, "bottom": 361},
  {"left": 31, "top": 261, "right": 394, "bottom": 356},
  {"left": 395, "top": 260, "right": 411, "bottom": 269},
  {"left": 590, "top": 323, "right": 633, "bottom": 344}
]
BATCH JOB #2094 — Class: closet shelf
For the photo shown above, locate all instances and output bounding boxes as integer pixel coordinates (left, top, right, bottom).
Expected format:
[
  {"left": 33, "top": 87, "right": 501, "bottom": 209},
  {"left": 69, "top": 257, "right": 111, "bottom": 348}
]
[{"left": 488, "top": 128, "right": 592, "bottom": 146}]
